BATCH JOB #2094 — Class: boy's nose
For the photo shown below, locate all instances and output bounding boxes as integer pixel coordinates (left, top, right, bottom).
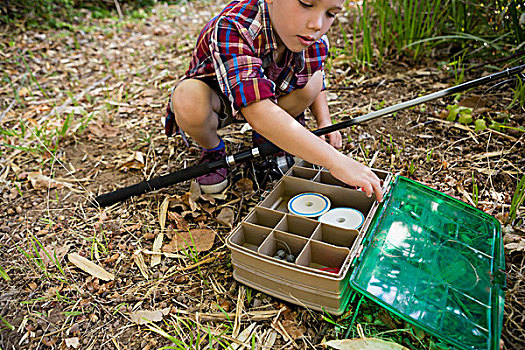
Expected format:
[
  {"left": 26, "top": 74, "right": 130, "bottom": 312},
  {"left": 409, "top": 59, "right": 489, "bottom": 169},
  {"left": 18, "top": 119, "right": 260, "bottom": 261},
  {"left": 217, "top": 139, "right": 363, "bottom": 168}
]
[{"left": 306, "top": 13, "right": 323, "bottom": 32}]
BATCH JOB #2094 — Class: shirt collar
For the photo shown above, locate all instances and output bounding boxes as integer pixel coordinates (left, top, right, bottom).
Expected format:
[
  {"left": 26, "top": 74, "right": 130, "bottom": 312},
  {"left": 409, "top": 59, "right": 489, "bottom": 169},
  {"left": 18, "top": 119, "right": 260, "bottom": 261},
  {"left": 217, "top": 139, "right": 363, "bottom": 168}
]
[{"left": 259, "top": 0, "right": 305, "bottom": 72}]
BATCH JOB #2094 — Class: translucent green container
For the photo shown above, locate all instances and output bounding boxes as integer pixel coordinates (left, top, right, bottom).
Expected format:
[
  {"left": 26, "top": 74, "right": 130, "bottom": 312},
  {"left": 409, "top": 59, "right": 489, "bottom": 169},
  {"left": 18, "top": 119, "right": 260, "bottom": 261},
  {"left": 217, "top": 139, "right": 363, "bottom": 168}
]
[{"left": 350, "top": 176, "right": 505, "bottom": 350}]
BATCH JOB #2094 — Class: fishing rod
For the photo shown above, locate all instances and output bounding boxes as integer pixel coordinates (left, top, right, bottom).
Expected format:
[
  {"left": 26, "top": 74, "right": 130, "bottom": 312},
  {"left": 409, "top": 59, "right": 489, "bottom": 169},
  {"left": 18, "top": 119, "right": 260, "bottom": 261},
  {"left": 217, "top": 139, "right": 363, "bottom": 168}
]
[{"left": 94, "top": 64, "right": 525, "bottom": 207}]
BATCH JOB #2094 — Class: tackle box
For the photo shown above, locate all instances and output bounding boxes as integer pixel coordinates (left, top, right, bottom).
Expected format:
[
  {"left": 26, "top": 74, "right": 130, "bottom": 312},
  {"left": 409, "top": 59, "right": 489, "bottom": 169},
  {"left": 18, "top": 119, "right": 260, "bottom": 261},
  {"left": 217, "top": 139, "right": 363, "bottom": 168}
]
[{"left": 226, "top": 160, "right": 505, "bottom": 350}]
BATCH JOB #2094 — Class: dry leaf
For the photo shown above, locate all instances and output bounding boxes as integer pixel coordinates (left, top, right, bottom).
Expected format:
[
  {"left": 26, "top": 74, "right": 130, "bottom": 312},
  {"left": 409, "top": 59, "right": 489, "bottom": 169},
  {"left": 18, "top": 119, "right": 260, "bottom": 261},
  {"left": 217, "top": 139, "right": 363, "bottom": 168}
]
[
  {"left": 40, "top": 244, "right": 70, "bottom": 267},
  {"left": 68, "top": 253, "right": 114, "bottom": 281},
  {"left": 62, "top": 106, "right": 86, "bottom": 115},
  {"left": 231, "top": 323, "right": 257, "bottom": 350},
  {"left": 189, "top": 180, "right": 202, "bottom": 201},
  {"left": 167, "top": 211, "right": 190, "bottom": 231},
  {"left": 458, "top": 95, "right": 485, "bottom": 109},
  {"left": 505, "top": 241, "right": 525, "bottom": 252},
  {"left": 143, "top": 231, "right": 156, "bottom": 240},
  {"left": 19, "top": 86, "right": 30, "bottom": 97},
  {"left": 151, "top": 231, "right": 163, "bottom": 267},
  {"left": 281, "top": 320, "right": 305, "bottom": 340},
  {"left": 65, "top": 337, "right": 80, "bottom": 348},
  {"left": 118, "top": 159, "right": 144, "bottom": 171},
  {"left": 217, "top": 207, "right": 235, "bottom": 228},
  {"left": 188, "top": 196, "right": 199, "bottom": 212},
  {"left": 28, "top": 172, "right": 69, "bottom": 190},
  {"left": 235, "top": 178, "right": 253, "bottom": 195},
  {"left": 199, "top": 193, "right": 216, "bottom": 204},
  {"left": 119, "top": 151, "right": 145, "bottom": 171},
  {"left": 159, "top": 197, "right": 170, "bottom": 231},
  {"left": 164, "top": 229, "right": 215, "bottom": 253},
  {"left": 323, "top": 338, "right": 408, "bottom": 350},
  {"left": 141, "top": 249, "right": 185, "bottom": 259},
  {"left": 130, "top": 308, "right": 170, "bottom": 325},
  {"left": 87, "top": 123, "right": 119, "bottom": 138},
  {"left": 141, "top": 88, "right": 159, "bottom": 97},
  {"left": 133, "top": 250, "right": 150, "bottom": 279},
  {"left": 262, "top": 330, "right": 278, "bottom": 349},
  {"left": 153, "top": 197, "right": 170, "bottom": 267}
]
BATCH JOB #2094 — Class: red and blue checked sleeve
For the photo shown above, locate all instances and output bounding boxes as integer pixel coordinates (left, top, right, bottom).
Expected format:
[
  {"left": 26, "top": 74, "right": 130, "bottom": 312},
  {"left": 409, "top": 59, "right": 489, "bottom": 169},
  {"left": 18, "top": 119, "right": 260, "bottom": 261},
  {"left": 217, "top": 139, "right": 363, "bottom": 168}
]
[{"left": 210, "top": 17, "right": 276, "bottom": 112}]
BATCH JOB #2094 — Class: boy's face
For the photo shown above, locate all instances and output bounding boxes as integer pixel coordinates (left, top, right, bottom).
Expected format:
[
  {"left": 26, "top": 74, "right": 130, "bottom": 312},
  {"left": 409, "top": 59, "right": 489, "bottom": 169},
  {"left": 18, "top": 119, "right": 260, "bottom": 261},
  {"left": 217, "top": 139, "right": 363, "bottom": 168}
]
[{"left": 266, "top": 0, "right": 343, "bottom": 52}]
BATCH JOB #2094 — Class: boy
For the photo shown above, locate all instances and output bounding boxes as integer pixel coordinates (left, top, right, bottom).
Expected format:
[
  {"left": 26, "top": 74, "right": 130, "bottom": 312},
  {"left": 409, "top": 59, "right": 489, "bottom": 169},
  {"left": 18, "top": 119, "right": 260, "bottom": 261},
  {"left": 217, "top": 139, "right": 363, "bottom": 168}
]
[{"left": 165, "top": 0, "right": 383, "bottom": 202}]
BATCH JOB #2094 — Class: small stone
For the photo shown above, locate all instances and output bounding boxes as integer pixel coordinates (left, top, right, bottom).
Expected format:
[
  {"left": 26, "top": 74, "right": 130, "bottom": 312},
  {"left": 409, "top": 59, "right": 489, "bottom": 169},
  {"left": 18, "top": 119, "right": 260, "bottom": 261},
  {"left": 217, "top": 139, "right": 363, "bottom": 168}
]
[
  {"left": 276, "top": 249, "right": 286, "bottom": 258},
  {"left": 7, "top": 208, "right": 15, "bottom": 215},
  {"left": 285, "top": 254, "right": 295, "bottom": 263},
  {"left": 273, "top": 255, "right": 282, "bottom": 260},
  {"left": 252, "top": 298, "right": 262, "bottom": 308},
  {"left": 69, "top": 323, "right": 79, "bottom": 334}
]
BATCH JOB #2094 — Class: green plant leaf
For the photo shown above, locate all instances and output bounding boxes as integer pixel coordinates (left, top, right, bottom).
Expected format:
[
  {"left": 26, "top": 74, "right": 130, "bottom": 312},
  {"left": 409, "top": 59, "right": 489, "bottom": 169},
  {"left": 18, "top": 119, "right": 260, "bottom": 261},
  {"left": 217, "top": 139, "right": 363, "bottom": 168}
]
[
  {"left": 446, "top": 105, "right": 459, "bottom": 121},
  {"left": 489, "top": 122, "right": 502, "bottom": 131},
  {"left": 458, "top": 112, "right": 473, "bottom": 124},
  {"left": 474, "top": 119, "right": 487, "bottom": 132},
  {"left": 0, "top": 265, "right": 10, "bottom": 281}
]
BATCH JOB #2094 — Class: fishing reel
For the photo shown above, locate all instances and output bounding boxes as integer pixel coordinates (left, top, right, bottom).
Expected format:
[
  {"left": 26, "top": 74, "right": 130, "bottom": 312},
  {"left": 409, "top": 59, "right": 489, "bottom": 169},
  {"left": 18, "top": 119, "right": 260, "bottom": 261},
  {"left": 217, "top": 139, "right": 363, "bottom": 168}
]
[{"left": 249, "top": 153, "right": 296, "bottom": 189}]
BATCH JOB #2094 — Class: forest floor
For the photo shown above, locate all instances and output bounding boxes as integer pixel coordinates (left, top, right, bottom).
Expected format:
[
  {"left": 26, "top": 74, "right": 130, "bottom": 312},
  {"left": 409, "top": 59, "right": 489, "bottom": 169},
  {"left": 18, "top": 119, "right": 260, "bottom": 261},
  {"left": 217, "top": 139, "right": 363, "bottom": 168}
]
[{"left": 0, "top": 1, "right": 524, "bottom": 349}]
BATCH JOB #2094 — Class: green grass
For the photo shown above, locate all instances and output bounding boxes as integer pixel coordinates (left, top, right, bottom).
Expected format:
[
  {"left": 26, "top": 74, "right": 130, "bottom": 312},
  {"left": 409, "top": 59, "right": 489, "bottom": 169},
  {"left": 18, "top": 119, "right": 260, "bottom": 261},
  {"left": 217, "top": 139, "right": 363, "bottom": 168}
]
[
  {"left": 508, "top": 75, "right": 525, "bottom": 109},
  {"left": 0, "top": 315, "right": 15, "bottom": 331},
  {"left": 336, "top": 0, "right": 522, "bottom": 67},
  {"left": 510, "top": 174, "right": 525, "bottom": 225},
  {"left": 0, "top": 265, "right": 10, "bottom": 281},
  {"left": 16, "top": 233, "right": 67, "bottom": 282},
  {"left": 147, "top": 316, "right": 232, "bottom": 349}
]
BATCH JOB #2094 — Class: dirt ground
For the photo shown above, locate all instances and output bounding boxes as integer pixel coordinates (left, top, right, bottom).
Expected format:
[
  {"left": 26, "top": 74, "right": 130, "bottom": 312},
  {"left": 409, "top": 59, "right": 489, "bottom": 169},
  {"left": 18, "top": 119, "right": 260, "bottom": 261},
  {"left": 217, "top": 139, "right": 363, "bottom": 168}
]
[{"left": 1, "top": 1, "right": 524, "bottom": 349}]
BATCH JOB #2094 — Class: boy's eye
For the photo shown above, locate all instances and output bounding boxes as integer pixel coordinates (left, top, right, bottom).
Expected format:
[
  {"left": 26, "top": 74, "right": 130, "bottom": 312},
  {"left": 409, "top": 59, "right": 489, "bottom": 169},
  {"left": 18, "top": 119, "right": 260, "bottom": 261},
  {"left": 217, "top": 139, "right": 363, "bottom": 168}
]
[
  {"left": 298, "top": 0, "right": 313, "bottom": 8},
  {"left": 327, "top": 12, "right": 337, "bottom": 18}
]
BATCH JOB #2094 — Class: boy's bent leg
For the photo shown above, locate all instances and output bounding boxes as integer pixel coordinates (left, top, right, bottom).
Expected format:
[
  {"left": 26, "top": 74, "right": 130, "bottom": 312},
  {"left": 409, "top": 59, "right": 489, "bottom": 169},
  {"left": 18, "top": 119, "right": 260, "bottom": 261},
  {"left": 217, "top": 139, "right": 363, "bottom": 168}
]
[
  {"left": 276, "top": 70, "right": 324, "bottom": 118},
  {"left": 171, "top": 79, "right": 223, "bottom": 149},
  {"left": 251, "top": 70, "right": 322, "bottom": 158},
  {"left": 171, "top": 79, "right": 229, "bottom": 193}
]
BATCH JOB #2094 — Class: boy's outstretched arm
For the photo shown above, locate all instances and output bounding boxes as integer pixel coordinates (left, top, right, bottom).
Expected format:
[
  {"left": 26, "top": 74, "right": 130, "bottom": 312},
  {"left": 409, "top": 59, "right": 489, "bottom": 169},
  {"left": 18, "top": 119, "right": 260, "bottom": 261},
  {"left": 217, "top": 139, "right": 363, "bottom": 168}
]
[
  {"left": 242, "top": 99, "right": 384, "bottom": 202},
  {"left": 309, "top": 90, "right": 342, "bottom": 149}
]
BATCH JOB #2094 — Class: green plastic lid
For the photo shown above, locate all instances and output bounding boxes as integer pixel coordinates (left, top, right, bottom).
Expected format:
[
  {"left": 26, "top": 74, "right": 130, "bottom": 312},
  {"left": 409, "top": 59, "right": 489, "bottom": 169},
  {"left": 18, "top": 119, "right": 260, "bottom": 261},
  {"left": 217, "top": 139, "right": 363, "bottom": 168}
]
[{"left": 350, "top": 176, "right": 505, "bottom": 350}]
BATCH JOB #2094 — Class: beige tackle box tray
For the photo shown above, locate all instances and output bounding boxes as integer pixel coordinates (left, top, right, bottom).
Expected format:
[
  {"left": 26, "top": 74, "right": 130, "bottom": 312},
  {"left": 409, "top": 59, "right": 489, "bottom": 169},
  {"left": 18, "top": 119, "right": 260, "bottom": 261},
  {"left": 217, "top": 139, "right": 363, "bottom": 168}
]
[{"left": 226, "top": 160, "right": 392, "bottom": 315}]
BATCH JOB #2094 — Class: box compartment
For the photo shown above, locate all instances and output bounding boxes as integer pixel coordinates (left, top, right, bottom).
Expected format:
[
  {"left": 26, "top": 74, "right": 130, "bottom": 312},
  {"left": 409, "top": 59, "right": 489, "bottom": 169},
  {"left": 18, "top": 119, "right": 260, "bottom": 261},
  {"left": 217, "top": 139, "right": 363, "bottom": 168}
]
[
  {"left": 259, "top": 176, "right": 378, "bottom": 215},
  {"left": 228, "top": 223, "right": 272, "bottom": 254}
]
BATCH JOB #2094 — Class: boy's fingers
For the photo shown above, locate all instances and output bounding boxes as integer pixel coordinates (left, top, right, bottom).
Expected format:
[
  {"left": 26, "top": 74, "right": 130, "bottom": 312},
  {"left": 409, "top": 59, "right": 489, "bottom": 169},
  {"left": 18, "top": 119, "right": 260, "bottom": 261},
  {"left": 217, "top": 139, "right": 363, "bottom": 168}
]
[
  {"left": 330, "top": 133, "right": 342, "bottom": 148},
  {"left": 362, "top": 183, "right": 373, "bottom": 198},
  {"left": 363, "top": 175, "right": 383, "bottom": 202},
  {"left": 372, "top": 181, "right": 384, "bottom": 202}
]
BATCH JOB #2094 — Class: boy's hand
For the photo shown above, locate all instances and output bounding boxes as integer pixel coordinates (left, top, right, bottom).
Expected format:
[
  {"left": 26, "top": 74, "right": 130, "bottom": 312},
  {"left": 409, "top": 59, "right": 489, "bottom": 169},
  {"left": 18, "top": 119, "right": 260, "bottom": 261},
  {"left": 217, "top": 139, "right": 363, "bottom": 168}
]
[
  {"left": 319, "top": 130, "right": 342, "bottom": 148},
  {"left": 328, "top": 153, "right": 384, "bottom": 202},
  {"left": 318, "top": 127, "right": 342, "bottom": 149}
]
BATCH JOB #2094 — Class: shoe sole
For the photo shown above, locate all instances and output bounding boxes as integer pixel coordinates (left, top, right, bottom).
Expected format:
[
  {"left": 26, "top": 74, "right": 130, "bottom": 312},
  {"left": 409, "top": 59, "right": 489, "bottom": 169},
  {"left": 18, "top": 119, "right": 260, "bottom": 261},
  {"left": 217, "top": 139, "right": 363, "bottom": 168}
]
[{"left": 200, "top": 179, "right": 229, "bottom": 194}]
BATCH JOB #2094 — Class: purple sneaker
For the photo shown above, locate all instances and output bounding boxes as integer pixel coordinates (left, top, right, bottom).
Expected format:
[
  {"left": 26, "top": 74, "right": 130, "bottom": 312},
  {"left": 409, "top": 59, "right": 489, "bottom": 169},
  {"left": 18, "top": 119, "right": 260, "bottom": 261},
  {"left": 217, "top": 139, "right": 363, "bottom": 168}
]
[{"left": 197, "top": 148, "right": 228, "bottom": 194}]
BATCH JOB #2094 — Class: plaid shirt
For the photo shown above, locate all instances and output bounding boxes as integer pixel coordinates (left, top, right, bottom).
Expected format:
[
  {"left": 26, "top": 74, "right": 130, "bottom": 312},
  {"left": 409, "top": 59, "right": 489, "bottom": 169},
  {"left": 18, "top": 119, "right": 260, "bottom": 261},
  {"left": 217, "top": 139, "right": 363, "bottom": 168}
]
[{"left": 183, "top": 0, "right": 329, "bottom": 114}]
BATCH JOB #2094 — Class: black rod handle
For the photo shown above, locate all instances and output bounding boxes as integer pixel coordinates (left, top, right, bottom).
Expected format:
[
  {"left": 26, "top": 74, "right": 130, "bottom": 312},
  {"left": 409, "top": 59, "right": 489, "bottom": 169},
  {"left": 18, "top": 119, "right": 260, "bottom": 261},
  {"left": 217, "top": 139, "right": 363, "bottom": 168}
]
[
  {"left": 93, "top": 65, "right": 525, "bottom": 207},
  {"left": 94, "top": 162, "right": 213, "bottom": 207}
]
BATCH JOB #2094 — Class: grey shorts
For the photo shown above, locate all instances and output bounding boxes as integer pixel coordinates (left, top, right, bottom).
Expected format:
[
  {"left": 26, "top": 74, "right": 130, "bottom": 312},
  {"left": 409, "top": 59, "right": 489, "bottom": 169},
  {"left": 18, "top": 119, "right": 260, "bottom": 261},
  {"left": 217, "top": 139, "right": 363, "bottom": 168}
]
[{"left": 170, "top": 77, "right": 236, "bottom": 129}]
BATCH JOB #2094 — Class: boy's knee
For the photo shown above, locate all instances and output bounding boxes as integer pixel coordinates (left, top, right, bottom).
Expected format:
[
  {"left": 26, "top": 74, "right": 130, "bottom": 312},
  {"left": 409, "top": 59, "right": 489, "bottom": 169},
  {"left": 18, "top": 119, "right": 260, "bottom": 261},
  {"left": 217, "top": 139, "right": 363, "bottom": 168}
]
[
  {"left": 172, "top": 80, "right": 213, "bottom": 126},
  {"left": 303, "top": 70, "right": 324, "bottom": 96},
  {"left": 295, "top": 70, "right": 323, "bottom": 104}
]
